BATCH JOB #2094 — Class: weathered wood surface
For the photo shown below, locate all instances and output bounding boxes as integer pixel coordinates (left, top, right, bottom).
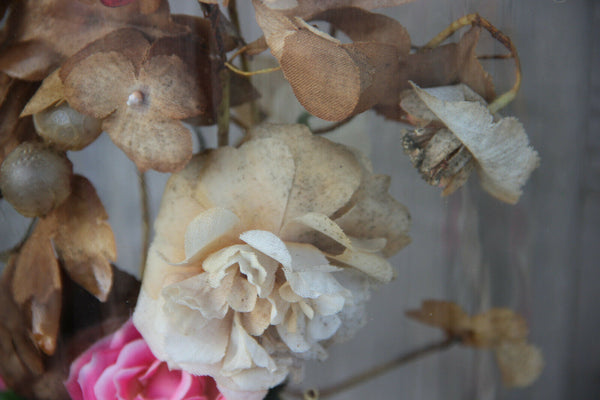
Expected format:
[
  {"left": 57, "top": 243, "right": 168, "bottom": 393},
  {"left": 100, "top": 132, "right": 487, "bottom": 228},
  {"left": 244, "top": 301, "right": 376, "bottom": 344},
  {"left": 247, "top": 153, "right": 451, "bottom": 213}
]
[{"left": 0, "top": 0, "right": 597, "bottom": 399}]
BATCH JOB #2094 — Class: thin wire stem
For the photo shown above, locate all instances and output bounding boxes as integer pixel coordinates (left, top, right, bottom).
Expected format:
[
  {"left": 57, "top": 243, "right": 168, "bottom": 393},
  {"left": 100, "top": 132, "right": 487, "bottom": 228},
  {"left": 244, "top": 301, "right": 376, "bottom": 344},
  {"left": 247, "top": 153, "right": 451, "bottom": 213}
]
[
  {"left": 422, "top": 13, "right": 522, "bottom": 113},
  {"left": 284, "top": 337, "right": 458, "bottom": 399},
  {"left": 312, "top": 116, "right": 355, "bottom": 135},
  {"left": 225, "top": 62, "right": 281, "bottom": 77},
  {"left": 138, "top": 170, "right": 150, "bottom": 276}
]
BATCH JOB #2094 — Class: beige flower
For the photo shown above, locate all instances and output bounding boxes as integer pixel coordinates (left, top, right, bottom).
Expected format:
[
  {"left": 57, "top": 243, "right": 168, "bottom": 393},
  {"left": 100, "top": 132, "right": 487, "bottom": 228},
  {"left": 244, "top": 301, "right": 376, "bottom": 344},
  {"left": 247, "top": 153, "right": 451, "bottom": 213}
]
[{"left": 133, "top": 124, "right": 410, "bottom": 400}]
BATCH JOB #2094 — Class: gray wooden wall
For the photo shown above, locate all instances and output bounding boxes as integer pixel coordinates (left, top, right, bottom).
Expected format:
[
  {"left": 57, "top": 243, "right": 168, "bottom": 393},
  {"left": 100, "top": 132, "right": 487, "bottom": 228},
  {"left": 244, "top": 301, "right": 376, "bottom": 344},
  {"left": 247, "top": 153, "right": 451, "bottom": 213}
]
[{"left": 1, "top": 0, "right": 597, "bottom": 399}]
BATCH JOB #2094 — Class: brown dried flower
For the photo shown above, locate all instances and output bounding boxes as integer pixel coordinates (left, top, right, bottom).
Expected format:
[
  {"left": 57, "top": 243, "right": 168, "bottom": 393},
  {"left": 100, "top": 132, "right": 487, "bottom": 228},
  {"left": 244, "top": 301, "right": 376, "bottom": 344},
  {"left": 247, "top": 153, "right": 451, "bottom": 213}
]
[
  {"left": 400, "top": 83, "right": 539, "bottom": 203},
  {"left": 59, "top": 29, "right": 207, "bottom": 172},
  {"left": 407, "top": 300, "right": 544, "bottom": 388}
]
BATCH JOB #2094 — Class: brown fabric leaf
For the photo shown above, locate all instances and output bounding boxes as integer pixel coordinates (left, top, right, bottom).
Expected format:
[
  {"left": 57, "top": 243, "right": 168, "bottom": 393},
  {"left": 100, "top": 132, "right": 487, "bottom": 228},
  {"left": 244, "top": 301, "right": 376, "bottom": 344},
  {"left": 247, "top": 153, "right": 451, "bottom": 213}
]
[
  {"left": 103, "top": 109, "right": 193, "bottom": 172},
  {"left": 12, "top": 217, "right": 62, "bottom": 355},
  {"left": 21, "top": 69, "right": 65, "bottom": 116},
  {"left": 1, "top": 0, "right": 186, "bottom": 80},
  {"left": 466, "top": 308, "right": 529, "bottom": 348},
  {"left": 0, "top": 80, "right": 39, "bottom": 165},
  {"left": 405, "top": 27, "right": 495, "bottom": 101},
  {"left": 59, "top": 28, "right": 151, "bottom": 80},
  {"left": 63, "top": 51, "right": 135, "bottom": 118},
  {"left": 0, "top": 256, "right": 45, "bottom": 390},
  {"left": 140, "top": 54, "right": 206, "bottom": 119},
  {"left": 271, "top": 0, "right": 415, "bottom": 19},
  {"left": 0, "top": 72, "right": 15, "bottom": 108},
  {"left": 280, "top": 29, "right": 361, "bottom": 121},
  {"left": 12, "top": 218, "right": 61, "bottom": 306},
  {"left": 52, "top": 175, "right": 116, "bottom": 302},
  {"left": 0, "top": 40, "right": 63, "bottom": 81},
  {"left": 405, "top": 300, "right": 471, "bottom": 338},
  {"left": 311, "top": 7, "right": 411, "bottom": 53}
]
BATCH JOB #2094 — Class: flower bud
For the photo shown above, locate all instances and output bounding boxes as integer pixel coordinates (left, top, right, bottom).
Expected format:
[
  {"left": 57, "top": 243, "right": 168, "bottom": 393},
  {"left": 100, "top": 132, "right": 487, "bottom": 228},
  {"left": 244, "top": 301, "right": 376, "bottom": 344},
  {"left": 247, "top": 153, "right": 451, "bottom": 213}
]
[{"left": 0, "top": 142, "right": 72, "bottom": 217}]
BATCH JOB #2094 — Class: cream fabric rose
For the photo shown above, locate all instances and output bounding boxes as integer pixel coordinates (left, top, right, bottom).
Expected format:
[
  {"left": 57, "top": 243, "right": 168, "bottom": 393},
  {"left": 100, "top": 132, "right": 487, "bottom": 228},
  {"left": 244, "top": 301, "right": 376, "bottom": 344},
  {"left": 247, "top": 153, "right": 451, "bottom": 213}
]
[{"left": 133, "top": 124, "right": 410, "bottom": 400}]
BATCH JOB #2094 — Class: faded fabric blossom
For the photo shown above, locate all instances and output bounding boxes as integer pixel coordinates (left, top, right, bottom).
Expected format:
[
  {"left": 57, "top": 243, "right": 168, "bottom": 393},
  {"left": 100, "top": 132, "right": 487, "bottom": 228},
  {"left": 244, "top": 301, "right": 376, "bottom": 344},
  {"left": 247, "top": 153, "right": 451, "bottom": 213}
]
[
  {"left": 133, "top": 124, "right": 411, "bottom": 400},
  {"left": 65, "top": 319, "right": 224, "bottom": 400},
  {"left": 400, "top": 83, "right": 540, "bottom": 203}
]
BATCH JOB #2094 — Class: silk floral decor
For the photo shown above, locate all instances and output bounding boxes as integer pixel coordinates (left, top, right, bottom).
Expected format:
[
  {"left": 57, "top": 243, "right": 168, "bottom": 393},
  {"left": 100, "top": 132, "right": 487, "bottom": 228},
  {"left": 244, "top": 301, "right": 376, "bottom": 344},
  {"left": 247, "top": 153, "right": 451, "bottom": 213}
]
[{"left": 0, "top": 0, "right": 543, "bottom": 399}]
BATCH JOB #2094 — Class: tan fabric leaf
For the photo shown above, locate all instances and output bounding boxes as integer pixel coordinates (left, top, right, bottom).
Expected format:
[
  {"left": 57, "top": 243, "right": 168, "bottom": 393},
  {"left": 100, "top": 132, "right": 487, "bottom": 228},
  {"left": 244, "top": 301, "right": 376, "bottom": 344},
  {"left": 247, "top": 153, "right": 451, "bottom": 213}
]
[
  {"left": 11, "top": 218, "right": 62, "bottom": 355},
  {"left": 21, "top": 69, "right": 65, "bottom": 117},
  {"left": 140, "top": 54, "right": 206, "bottom": 119},
  {"left": 63, "top": 51, "right": 134, "bottom": 118},
  {"left": 103, "top": 109, "right": 193, "bottom": 172},
  {"left": 311, "top": 7, "right": 410, "bottom": 52},
  {"left": 228, "top": 278, "right": 259, "bottom": 313},
  {"left": 0, "top": 256, "right": 45, "bottom": 387},
  {"left": 12, "top": 218, "right": 61, "bottom": 306},
  {"left": 466, "top": 308, "right": 529, "bottom": 348},
  {"left": 335, "top": 174, "right": 411, "bottom": 256},
  {"left": 249, "top": 124, "right": 363, "bottom": 224},
  {"left": 495, "top": 342, "right": 544, "bottom": 388},
  {"left": 412, "top": 84, "right": 540, "bottom": 204},
  {"left": 52, "top": 175, "right": 116, "bottom": 302},
  {"left": 405, "top": 300, "right": 471, "bottom": 336},
  {"left": 0, "top": 40, "right": 62, "bottom": 81},
  {"left": 30, "top": 290, "right": 61, "bottom": 355}
]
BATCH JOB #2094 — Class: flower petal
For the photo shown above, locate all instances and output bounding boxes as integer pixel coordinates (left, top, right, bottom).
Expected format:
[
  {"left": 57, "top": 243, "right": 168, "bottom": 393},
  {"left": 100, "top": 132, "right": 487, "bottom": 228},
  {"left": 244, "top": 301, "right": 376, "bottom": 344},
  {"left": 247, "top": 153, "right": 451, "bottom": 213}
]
[
  {"left": 140, "top": 55, "right": 206, "bottom": 119},
  {"left": 249, "top": 124, "right": 363, "bottom": 223},
  {"left": 180, "top": 208, "right": 241, "bottom": 263},
  {"left": 240, "top": 230, "right": 292, "bottom": 268},
  {"left": 328, "top": 249, "right": 393, "bottom": 282},
  {"left": 103, "top": 110, "right": 193, "bottom": 172},
  {"left": 63, "top": 51, "right": 133, "bottom": 118},
  {"left": 194, "top": 138, "right": 296, "bottom": 233},
  {"left": 334, "top": 174, "right": 411, "bottom": 257}
]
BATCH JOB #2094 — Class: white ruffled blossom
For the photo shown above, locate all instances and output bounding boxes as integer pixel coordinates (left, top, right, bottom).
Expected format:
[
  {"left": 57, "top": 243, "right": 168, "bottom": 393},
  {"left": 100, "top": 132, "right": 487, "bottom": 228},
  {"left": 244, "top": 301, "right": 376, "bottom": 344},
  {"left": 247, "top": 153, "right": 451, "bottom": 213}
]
[{"left": 133, "top": 124, "right": 410, "bottom": 400}]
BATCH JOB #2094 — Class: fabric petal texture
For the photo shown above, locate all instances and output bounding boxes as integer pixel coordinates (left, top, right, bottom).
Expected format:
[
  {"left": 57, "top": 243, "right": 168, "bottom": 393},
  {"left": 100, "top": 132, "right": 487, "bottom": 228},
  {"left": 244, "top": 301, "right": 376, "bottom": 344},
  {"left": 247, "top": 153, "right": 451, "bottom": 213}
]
[{"left": 133, "top": 123, "right": 411, "bottom": 399}]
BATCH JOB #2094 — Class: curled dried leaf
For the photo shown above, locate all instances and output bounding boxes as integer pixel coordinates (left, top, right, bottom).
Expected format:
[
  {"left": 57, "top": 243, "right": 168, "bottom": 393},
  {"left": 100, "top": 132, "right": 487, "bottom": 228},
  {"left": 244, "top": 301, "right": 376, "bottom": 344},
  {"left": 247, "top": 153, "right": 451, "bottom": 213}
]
[
  {"left": 52, "top": 175, "right": 116, "bottom": 302},
  {"left": 408, "top": 83, "right": 540, "bottom": 204},
  {"left": 20, "top": 70, "right": 64, "bottom": 117}
]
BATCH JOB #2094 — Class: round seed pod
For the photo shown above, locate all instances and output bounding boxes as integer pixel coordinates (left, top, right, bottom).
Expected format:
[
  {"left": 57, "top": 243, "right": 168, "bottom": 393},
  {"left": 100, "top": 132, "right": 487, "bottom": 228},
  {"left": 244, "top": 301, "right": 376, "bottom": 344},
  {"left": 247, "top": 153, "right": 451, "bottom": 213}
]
[
  {"left": 0, "top": 142, "right": 72, "bottom": 217},
  {"left": 33, "top": 102, "right": 102, "bottom": 151}
]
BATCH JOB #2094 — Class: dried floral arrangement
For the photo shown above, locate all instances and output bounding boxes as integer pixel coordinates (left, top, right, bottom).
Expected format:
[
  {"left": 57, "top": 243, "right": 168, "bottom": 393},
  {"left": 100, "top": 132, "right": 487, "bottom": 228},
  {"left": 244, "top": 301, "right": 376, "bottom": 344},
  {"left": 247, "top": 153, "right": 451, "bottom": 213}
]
[{"left": 0, "top": 1, "right": 543, "bottom": 399}]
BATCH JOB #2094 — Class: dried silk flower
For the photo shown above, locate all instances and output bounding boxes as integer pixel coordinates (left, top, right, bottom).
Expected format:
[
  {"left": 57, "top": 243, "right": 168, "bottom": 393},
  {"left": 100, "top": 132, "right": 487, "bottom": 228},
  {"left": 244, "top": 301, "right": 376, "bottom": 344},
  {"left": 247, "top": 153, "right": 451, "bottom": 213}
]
[
  {"left": 401, "top": 83, "right": 540, "bottom": 203},
  {"left": 133, "top": 124, "right": 410, "bottom": 399},
  {"left": 406, "top": 300, "right": 544, "bottom": 388}
]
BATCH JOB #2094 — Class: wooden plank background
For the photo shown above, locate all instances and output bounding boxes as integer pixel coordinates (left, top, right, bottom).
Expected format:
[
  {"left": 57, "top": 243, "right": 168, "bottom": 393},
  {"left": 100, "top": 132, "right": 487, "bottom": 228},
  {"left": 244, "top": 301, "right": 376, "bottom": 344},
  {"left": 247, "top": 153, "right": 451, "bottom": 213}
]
[{"left": 0, "top": 0, "right": 596, "bottom": 399}]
